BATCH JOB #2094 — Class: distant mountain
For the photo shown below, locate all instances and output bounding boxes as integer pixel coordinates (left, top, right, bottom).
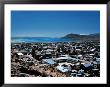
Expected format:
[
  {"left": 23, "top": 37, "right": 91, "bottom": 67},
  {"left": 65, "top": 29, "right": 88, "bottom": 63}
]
[
  {"left": 89, "top": 33, "right": 100, "bottom": 37},
  {"left": 62, "top": 33, "right": 100, "bottom": 40}
]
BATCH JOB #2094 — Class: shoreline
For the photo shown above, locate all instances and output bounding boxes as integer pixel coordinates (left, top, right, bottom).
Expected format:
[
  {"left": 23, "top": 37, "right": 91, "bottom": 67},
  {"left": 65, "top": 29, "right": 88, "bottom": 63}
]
[{"left": 11, "top": 39, "right": 100, "bottom": 44}]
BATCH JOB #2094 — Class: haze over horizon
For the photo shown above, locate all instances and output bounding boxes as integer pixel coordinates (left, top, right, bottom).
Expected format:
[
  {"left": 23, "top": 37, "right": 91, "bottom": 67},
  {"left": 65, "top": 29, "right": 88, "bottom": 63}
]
[
  {"left": 11, "top": 11, "right": 100, "bottom": 37},
  {"left": 11, "top": 33, "right": 100, "bottom": 38}
]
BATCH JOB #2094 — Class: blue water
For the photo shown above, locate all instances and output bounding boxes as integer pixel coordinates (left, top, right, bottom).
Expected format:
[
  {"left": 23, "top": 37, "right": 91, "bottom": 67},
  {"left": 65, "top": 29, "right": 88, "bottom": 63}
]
[{"left": 11, "top": 37, "right": 77, "bottom": 43}]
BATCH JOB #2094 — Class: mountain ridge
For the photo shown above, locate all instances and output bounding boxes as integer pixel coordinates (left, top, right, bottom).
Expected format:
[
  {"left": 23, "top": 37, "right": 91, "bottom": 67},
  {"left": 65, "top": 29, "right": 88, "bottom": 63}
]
[{"left": 62, "top": 33, "right": 100, "bottom": 40}]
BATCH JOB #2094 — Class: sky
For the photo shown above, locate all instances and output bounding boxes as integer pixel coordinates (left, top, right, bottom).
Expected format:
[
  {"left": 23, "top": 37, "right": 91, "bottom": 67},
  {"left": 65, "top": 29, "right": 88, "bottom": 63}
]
[{"left": 11, "top": 11, "right": 100, "bottom": 37}]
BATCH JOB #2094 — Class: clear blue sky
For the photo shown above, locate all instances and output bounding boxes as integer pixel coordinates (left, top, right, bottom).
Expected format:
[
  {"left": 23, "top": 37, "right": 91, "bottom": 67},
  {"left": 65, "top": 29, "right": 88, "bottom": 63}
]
[{"left": 11, "top": 11, "right": 100, "bottom": 37}]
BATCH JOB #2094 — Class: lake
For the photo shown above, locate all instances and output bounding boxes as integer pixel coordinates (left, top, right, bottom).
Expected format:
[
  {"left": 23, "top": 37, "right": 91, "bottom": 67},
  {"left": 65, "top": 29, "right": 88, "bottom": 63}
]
[{"left": 11, "top": 37, "right": 78, "bottom": 43}]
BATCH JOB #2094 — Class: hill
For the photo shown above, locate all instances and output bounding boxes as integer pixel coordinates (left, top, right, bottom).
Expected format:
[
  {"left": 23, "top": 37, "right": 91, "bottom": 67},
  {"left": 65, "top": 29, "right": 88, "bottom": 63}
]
[{"left": 62, "top": 33, "right": 100, "bottom": 40}]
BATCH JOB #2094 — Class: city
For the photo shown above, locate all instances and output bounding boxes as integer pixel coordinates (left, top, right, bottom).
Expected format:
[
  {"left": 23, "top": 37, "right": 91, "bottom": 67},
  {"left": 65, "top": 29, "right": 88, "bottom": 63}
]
[{"left": 11, "top": 41, "right": 100, "bottom": 77}]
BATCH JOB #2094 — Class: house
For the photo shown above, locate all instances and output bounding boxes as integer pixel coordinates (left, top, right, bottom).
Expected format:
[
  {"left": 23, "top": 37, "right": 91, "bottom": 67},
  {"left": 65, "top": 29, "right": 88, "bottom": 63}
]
[
  {"left": 42, "top": 59, "right": 57, "bottom": 65},
  {"left": 56, "top": 64, "right": 71, "bottom": 73}
]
